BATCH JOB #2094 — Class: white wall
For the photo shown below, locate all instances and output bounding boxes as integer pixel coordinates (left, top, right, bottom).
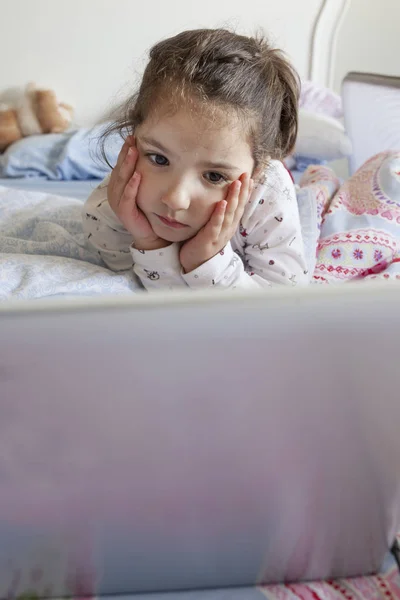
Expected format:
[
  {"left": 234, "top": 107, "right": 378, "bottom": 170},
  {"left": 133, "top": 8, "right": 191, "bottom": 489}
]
[
  {"left": 0, "top": 0, "right": 322, "bottom": 126},
  {"left": 3, "top": 0, "right": 398, "bottom": 126},
  {"left": 333, "top": 0, "right": 400, "bottom": 91}
]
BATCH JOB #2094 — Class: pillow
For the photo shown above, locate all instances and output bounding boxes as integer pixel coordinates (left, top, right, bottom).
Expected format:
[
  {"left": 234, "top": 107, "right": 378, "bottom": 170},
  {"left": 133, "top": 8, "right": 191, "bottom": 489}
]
[
  {"left": 294, "top": 109, "right": 352, "bottom": 162},
  {"left": 300, "top": 80, "right": 343, "bottom": 119}
]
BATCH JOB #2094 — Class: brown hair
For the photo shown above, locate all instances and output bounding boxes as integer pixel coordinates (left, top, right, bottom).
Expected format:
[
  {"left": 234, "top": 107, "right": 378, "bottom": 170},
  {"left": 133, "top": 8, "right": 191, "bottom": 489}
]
[{"left": 100, "top": 28, "right": 299, "bottom": 170}]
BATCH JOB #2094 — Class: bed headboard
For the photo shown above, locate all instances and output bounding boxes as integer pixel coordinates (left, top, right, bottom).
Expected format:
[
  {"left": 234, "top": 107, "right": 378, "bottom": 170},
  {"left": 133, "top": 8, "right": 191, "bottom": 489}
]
[{"left": 1, "top": 0, "right": 399, "bottom": 127}]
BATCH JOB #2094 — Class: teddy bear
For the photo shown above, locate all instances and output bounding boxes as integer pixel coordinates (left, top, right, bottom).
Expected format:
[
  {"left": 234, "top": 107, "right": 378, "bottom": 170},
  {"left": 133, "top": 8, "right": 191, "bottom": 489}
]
[{"left": 0, "top": 83, "right": 74, "bottom": 152}]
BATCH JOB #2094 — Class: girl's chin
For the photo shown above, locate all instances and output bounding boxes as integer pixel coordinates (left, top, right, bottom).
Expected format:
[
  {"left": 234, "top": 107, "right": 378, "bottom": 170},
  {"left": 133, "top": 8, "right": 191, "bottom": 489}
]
[{"left": 158, "top": 230, "right": 194, "bottom": 243}]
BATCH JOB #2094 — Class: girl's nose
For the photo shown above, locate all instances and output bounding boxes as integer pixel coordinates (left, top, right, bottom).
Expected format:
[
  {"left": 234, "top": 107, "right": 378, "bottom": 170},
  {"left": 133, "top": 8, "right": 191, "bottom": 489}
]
[{"left": 162, "top": 181, "right": 190, "bottom": 211}]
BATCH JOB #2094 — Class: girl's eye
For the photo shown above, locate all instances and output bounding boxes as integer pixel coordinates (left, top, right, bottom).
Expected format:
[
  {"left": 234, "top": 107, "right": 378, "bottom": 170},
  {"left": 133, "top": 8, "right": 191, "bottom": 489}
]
[
  {"left": 204, "top": 172, "right": 226, "bottom": 185},
  {"left": 148, "top": 153, "right": 169, "bottom": 166}
]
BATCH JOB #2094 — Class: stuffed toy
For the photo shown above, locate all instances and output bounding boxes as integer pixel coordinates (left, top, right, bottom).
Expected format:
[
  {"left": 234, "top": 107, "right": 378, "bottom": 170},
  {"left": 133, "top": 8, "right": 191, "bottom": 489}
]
[{"left": 0, "top": 83, "right": 74, "bottom": 152}]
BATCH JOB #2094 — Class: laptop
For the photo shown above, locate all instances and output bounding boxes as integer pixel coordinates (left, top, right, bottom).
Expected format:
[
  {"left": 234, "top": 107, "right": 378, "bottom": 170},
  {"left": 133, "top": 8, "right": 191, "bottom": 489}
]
[{"left": 0, "top": 283, "right": 399, "bottom": 598}]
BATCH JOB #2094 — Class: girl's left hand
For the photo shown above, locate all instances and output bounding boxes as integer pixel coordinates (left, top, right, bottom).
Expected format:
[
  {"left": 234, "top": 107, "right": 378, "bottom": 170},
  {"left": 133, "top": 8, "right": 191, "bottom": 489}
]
[{"left": 180, "top": 173, "right": 253, "bottom": 273}]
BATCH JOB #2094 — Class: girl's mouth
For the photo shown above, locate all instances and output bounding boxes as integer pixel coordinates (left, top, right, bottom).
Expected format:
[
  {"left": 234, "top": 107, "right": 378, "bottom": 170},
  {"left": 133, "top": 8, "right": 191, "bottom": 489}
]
[{"left": 156, "top": 215, "right": 188, "bottom": 229}]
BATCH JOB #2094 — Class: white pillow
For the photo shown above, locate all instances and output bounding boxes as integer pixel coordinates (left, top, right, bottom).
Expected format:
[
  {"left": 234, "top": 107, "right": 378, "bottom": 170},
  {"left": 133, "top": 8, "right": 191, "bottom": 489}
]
[
  {"left": 300, "top": 80, "right": 343, "bottom": 119},
  {"left": 295, "top": 109, "right": 352, "bottom": 161}
]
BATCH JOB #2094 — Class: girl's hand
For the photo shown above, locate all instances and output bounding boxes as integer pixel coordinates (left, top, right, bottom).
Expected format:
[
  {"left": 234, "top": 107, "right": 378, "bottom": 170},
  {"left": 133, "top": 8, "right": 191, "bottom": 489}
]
[
  {"left": 108, "top": 136, "right": 169, "bottom": 251},
  {"left": 180, "top": 174, "right": 253, "bottom": 273}
]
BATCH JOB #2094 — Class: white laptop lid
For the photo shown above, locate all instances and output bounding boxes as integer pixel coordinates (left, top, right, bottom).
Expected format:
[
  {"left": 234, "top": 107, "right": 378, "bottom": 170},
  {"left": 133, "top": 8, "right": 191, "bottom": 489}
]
[{"left": 0, "top": 285, "right": 399, "bottom": 596}]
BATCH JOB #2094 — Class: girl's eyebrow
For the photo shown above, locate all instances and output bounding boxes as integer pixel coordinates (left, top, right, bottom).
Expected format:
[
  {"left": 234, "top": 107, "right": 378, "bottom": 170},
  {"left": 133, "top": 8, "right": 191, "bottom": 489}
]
[
  {"left": 199, "top": 160, "right": 239, "bottom": 172},
  {"left": 139, "top": 136, "right": 172, "bottom": 155}
]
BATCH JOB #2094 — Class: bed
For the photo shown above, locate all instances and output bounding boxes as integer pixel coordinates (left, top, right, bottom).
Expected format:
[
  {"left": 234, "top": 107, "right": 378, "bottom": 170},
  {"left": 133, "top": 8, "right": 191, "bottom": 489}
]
[{"left": 0, "top": 0, "right": 399, "bottom": 597}]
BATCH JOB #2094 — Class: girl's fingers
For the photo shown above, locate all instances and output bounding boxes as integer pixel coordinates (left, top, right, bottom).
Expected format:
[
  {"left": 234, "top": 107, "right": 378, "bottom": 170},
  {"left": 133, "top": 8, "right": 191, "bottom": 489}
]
[
  {"left": 115, "top": 141, "right": 129, "bottom": 170},
  {"left": 119, "top": 172, "right": 141, "bottom": 221},
  {"left": 113, "top": 136, "right": 137, "bottom": 194},
  {"left": 233, "top": 174, "right": 251, "bottom": 224},
  {"left": 224, "top": 180, "right": 241, "bottom": 223},
  {"left": 115, "top": 135, "right": 135, "bottom": 170},
  {"left": 118, "top": 146, "right": 138, "bottom": 182},
  {"left": 206, "top": 200, "right": 227, "bottom": 239},
  {"left": 113, "top": 146, "right": 139, "bottom": 205},
  {"left": 222, "top": 174, "right": 250, "bottom": 231},
  {"left": 239, "top": 173, "right": 251, "bottom": 208}
]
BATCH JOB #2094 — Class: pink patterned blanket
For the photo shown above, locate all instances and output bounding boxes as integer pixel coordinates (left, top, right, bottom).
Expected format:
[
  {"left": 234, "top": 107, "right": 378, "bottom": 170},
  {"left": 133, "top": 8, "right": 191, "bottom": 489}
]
[
  {"left": 260, "top": 535, "right": 400, "bottom": 599},
  {"left": 300, "top": 151, "right": 400, "bottom": 283}
]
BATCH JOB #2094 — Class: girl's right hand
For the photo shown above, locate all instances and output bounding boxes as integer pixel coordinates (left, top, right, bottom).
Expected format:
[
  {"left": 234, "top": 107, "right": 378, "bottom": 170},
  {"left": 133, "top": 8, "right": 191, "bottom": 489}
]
[{"left": 108, "top": 136, "right": 169, "bottom": 251}]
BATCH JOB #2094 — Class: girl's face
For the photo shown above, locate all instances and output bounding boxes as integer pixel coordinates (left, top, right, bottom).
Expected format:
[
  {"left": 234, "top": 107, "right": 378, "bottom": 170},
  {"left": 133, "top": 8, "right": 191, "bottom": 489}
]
[{"left": 134, "top": 104, "right": 255, "bottom": 243}]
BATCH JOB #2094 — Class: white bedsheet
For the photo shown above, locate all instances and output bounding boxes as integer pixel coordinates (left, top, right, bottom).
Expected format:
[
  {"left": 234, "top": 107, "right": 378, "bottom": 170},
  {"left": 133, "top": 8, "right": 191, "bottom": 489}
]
[
  {"left": 0, "top": 179, "right": 98, "bottom": 201},
  {"left": 0, "top": 186, "right": 141, "bottom": 300}
]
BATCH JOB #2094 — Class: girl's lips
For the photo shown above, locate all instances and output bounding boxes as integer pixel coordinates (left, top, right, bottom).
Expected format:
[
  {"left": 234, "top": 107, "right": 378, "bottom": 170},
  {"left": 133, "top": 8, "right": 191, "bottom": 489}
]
[{"left": 156, "top": 214, "right": 188, "bottom": 229}]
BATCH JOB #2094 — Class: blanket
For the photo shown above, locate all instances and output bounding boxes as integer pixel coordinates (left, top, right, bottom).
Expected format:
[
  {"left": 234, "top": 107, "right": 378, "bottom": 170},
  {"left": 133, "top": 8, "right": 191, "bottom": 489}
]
[
  {"left": 0, "top": 124, "right": 120, "bottom": 181},
  {"left": 305, "top": 151, "right": 400, "bottom": 283},
  {"left": 0, "top": 187, "right": 140, "bottom": 300}
]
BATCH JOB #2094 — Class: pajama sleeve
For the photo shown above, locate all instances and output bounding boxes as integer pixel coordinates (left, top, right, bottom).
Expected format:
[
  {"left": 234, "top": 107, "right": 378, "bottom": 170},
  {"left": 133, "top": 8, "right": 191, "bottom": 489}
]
[
  {"left": 130, "top": 244, "right": 188, "bottom": 291},
  {"left": 82, "top": 175, "right": 134, "bottom": 272}
]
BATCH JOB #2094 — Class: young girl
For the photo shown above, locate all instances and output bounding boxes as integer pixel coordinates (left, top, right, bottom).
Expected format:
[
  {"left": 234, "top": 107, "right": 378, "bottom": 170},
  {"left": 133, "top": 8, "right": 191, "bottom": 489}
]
[{"left": 83, "top": 28, "right": 309, "bottom": 291}]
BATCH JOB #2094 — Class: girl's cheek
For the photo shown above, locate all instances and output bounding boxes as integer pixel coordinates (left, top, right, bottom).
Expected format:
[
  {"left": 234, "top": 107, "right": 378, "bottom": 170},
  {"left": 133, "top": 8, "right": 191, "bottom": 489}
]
[
  {"left": 135, "top": 176, "right": 147, "bottom": 212},
  {"left": 136, "top": 171, "right": 156, "bottom": 215},
  {"left": 192, "top": 197, "right": 219, "bottom": 226}
]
